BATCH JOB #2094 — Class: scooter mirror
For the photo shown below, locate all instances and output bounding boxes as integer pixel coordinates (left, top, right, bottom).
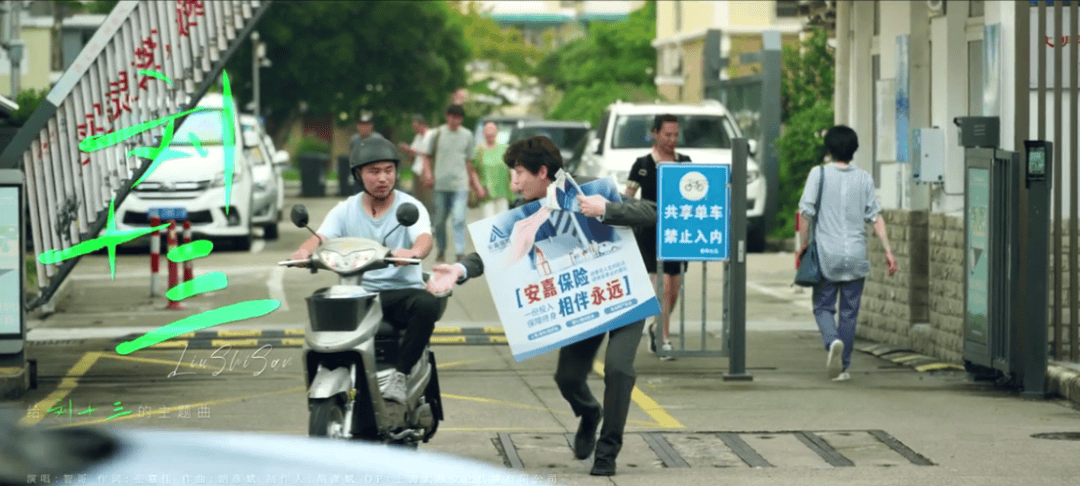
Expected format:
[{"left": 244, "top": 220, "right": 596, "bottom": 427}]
[
  {"left": 396, "top": 202, "right": 419, "bottom": 227},
  {"left": 291, "top": 205, "right": 310, "bottom": 228}
]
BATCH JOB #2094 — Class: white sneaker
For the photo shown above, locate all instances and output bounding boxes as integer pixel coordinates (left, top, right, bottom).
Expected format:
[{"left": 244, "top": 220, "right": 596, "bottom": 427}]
[
  {"left": 381, "top": 371, "right": 408, "bottom": 404},
  {"left": 826, "top": 340, "right": 844, "bottom": 379},
  {"left": 832, "top": 372, "right": 851, "bottom": 382},
  {"left": 659, "top": 342, "right": 675, "bottom": 361}
]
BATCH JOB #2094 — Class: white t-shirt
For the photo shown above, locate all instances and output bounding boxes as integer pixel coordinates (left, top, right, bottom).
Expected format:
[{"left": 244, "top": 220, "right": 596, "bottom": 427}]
[
  {"left": 315, "top": 190, "right": 432, "bottom": 292},
  {"left": 410, "top": 130, "right": 433, "bottom": 175}
]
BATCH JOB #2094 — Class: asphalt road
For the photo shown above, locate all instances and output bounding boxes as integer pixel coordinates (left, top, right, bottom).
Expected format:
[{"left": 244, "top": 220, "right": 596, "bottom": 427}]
[{"left": 11, "top": 193, "right": 1080, "bottom": 485}]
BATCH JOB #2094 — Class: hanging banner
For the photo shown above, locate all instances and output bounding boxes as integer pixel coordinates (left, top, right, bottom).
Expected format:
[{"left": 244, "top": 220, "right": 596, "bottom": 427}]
[{"left": 467, "top": 174, "right": 660, "bottom": 361}]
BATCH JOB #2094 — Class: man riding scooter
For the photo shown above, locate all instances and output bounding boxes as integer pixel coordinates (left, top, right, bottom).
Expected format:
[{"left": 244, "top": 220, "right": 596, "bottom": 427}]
[{"left": 289, "top": 136, "right": 440, "bottom": 405}]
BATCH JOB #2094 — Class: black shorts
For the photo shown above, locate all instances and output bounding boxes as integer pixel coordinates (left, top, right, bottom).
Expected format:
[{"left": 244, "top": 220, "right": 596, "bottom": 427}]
[
  {"left": 643, "top": 258, "right": 689, "bottom": 276},
  {"left": 635, "top": 227, "right": 688, "bottom": 275}
]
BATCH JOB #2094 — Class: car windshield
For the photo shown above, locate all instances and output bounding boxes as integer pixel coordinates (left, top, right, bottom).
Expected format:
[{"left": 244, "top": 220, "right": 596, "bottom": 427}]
[
  {"left": 611, "top": 114, "right": 733, "bottom": 149},
  {"left": 509, "top": 126, "right": 590, "bottom": 152},
  {"left": 173, "top": 110, "right": 228, "bottom": 145}
]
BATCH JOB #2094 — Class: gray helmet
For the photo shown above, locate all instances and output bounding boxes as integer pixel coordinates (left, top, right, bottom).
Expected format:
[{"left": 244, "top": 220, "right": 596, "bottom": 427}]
[{"left": 349, "top": 136, "right": 399, "bottom": 191}]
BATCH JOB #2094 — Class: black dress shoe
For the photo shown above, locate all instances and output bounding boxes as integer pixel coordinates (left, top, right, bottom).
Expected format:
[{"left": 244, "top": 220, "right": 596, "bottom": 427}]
[
  {"left": 573, "top": 406, "right": 603, "bottom": 460},
  {"left": 589, "top": 457, "right": 616, "bottom": 476}
]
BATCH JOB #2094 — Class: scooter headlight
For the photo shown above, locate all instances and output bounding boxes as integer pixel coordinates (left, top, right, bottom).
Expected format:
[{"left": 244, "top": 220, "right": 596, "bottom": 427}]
[
  {"left": 343, "top": 249, "right": 376, "bottom": 269},
  {"left": 319, "top": 248, "right": 376, "bottom": 272}
]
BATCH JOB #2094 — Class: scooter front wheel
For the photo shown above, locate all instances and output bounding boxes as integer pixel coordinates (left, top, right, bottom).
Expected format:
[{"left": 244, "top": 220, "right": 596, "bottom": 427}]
[{"left": 308, "top": 397, "right": 347, "bottom": 438}]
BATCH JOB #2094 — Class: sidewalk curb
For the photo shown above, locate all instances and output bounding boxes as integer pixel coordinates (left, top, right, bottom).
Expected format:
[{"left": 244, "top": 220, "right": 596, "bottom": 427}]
[
  {"left": 857, "top": 342, "right": 1080, "bottom": 407},
  {"left": 853, "top": 343, "right": 966, "bottom": 372},
  {"left": 1047, "top": 364, "right": 1080, "bottom": 407}
]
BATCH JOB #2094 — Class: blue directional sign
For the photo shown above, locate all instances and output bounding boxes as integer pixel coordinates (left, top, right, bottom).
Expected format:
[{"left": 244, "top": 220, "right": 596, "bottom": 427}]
[{"left": 657, "top": 164, "right": 730, "bottom": 261}]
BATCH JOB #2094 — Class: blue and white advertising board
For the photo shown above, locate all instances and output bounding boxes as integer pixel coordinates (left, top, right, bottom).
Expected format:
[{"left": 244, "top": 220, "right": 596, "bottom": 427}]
[
  {"left": 656, "top": 164, "right": 730, "bottom": 261},
  {"left": 467, "top": 174, "right": 660, "bottom": 361}
]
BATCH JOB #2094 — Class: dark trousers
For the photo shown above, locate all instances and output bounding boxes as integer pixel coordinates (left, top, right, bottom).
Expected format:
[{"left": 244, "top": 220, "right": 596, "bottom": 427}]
[
  {"left": 379, "top": 288, "right": 440, "bottom": 374},
  {"left": 812, "top": 278, "right": 865, "bottom": 370},
  {"left": 554, "top": 318, "right": 646, "bottom": 462}
]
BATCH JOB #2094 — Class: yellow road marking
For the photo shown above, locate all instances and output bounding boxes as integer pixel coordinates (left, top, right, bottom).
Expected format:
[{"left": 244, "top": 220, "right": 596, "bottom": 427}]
[
  {"left": 148, "top": 340, "right": 189, "bottom": 349},
  {"left": 285, "top": 329, "right": 305, "bottom": 336},
  {"left": 99, "top": 353, "right": 213, "bottom": 370},
  {"left": 211, "top": 339, "right": 261, "bottom": 347},
  {"left": 281, "top": 338, "right": 305, "bottom": 346},
  {"left": 432, "top": 327, "right": 462, "bottom": 334},
  {"left": 431, "top": 336, "right": 467, "bottom": 344},
  {"left": 593, "top": 361, "right": 684, "bottom": 429},
  {"left": 218, "top": 329, "right": 262, "bottom": 338},
  {"left": 914, "top": 362, "right": 966, "bottom": 372},
  {"left": 483, "top": 327, "right": 504, "bottom": 334},
  {"left": 441, "top": 393, "right": 653, "bottom": 426},
  {"left": 437, "top": 358, "right": 491, "bottom": 369},
  {"left": 21, "top": 352, "right": 102, "bottom": 427},
  {"left": 892, "top": 355, "right": 927, "bottom": 363},
  {"left": 488, "top": 336, "right": 508, "bottom": 344},
  {"left": 174, "top": 333, "right": 195, "bottom": 339},
  {"left": 0, "top": 367, "right": 23, "bottom": 374},
  {"left": 52, "top": 386, "right": 306, "bottom": 429}
]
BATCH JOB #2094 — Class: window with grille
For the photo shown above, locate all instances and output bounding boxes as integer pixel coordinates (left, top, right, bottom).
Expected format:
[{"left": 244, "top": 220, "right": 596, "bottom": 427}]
[{"left": 776, "top": 0, "right": 800, "bottom": 18}]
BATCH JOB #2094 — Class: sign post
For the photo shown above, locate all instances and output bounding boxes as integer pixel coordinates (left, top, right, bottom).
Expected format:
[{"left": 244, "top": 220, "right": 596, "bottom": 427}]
[
  {"left": 0, "top": 169, "right": 30, "bottom": 398},
  {"left": 654, "top": 138, "right": 750, "bottom": 379}
]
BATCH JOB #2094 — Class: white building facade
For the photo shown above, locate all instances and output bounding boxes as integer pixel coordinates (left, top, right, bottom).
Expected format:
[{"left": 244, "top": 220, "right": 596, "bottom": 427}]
[{"left": 834, "top": 0, "right": 1077, "bottom": 219}]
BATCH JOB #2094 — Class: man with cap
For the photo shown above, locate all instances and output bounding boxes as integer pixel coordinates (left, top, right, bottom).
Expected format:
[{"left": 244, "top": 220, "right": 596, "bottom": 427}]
[
  {"left": 289, "top": 136, "right": 439, "bottom": 405},
  {"left": 420, "top": 104, "right": 485, "bottom": 262},
  {"left": 350, "top": 110, "right": 385, "bottom": 156}
]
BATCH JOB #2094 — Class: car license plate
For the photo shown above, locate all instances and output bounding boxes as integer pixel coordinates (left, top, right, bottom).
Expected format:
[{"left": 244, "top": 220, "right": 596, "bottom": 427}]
[{"left": 149, "top": 207, "right": 187, "bottom": 221}]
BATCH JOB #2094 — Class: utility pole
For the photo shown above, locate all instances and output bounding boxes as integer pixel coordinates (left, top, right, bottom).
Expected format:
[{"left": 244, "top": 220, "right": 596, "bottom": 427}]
[
  {"left": 3, "top": 1, "right": 26, "bottom": 98},
  {"left": 251, "top": 31, "right": 264, "bottom": 118}
]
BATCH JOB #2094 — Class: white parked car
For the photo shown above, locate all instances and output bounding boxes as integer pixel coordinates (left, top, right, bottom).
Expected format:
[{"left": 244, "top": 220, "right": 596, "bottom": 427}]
[
  {"left": 116, "top": 92, "right": 255, "bottom": 250},
  {"left": 575, "top": 100, "right": 769, "bottom": 251},
  {"left": 240, "top": 114, "right": 287, "bottom": 239}
]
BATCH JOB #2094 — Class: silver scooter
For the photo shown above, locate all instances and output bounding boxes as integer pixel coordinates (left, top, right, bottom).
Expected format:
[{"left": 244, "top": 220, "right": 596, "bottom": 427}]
[{"left": 279, "top": 203, "right": 447, "bottom": 447}]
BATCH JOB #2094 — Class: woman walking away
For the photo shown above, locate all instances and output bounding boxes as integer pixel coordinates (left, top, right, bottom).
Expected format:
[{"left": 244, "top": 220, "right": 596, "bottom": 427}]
[
  {"left": 474, "top": 121, "right": 512, "bottom": 219},
  {"left": 796, "top": 126, "right": 898, "bottom": 382}
]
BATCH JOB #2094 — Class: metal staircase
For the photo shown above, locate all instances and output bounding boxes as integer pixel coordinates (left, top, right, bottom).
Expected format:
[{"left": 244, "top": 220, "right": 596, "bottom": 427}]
[{"left": 0, "top": 0, "right": 272, "bottom": 310}]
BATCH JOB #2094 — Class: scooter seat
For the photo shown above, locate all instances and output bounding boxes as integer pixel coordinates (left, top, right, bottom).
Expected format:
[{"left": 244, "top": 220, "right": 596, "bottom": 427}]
[{"left": 376, "top": 321, "right": 402, "bottom": 337}]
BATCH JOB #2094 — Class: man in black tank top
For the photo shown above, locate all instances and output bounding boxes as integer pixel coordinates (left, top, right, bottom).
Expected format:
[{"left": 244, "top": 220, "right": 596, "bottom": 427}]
[{"left": 624, "top": 114, "right": 690, "bottom": 359}]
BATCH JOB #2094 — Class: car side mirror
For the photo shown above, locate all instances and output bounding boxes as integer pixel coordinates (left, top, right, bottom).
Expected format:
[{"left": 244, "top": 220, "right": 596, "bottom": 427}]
[
  {"left": 588, "top": 138, "right": 601, "bottom": 155},
  {"left": 243, "top": 131, "right": 260, "bottom": 148},
  {"left": 747, "top": 139, "right": 759, "bottom": 157},
  {"left": 291, "top": 204, "right": 309, "bottom": 228},
  {"left": 272, "top": 150, "right": 290, "bottom": 169},
  {"left": 396, "top": 202, "right": 419, "bottom": 227}
]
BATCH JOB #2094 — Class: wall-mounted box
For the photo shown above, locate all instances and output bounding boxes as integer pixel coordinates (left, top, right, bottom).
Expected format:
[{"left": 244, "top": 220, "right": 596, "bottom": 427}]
[{"left": 912, "top": 127, "right": 944, "bottom": 183}]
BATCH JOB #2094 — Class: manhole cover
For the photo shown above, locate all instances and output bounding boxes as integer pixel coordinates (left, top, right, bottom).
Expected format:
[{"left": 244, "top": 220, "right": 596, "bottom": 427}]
[{"left": 1031, "top": 432, "right": 1080, "bottom": 441}]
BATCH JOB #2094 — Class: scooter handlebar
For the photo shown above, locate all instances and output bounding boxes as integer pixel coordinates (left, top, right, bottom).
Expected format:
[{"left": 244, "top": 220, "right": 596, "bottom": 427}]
[
  {"left": 278, "top": 259, "right": 310, "bottom": 267},
  {"left": 383, "top": 257, "right": 422, "bottom": 265}
]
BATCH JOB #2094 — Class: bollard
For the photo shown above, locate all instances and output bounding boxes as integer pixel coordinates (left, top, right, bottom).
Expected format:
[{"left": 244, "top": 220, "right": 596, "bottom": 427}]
[
  {"left": 793, "top": 211, "right": 804, "bottom": 293},
  {"left": 183, "top": 221, "right": 193, "bottom": 284},
  {"left": 150, "top": 215, "right": 162, "bottom": 297},
  {"left": 166, "top": 220, "right": 183, "bottom": 310}
]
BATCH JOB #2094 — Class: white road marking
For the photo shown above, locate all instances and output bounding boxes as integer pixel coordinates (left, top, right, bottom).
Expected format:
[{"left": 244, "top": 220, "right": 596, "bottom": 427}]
[
  {"left": 250, "top": 238, "right": 265, "bottom": 254},
  {"left": 746, "top": 281, "right": 814, "bottom": 311},
  {"left": 268, "top": 265, "right": 289, "bottom": 311}
]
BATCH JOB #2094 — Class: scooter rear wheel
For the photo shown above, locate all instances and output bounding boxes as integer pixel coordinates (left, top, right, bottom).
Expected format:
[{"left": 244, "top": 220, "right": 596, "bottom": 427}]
[{"left": 309, "top": 397, "right": 347, "bottom": 438}]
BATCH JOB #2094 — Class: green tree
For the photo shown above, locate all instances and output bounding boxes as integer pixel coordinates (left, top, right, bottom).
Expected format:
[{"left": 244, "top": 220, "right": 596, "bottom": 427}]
[
  {"left": 538, "top": 1, "right": 658, "bottom": 124},
  {"left": 772, "top": 27, "right": 835, "bottom": 239},
  {"left": 446, "top": 1, "right": 548, "bottom": 129},
  {"left": 224, "top": 1, "right": 469, "bottom": 142}
]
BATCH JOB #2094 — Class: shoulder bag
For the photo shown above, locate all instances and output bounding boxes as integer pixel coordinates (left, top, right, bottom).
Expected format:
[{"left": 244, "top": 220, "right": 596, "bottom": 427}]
[{"left": 794, "top": 164, "right": 826, "bottom": 287}]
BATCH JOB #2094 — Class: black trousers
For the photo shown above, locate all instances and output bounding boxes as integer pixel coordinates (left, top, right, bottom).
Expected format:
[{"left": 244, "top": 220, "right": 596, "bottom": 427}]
[
  {"left": 554, "top": 318, "right": 646, "bottom": 462},
  {"left": 379, "top": 288, "right": 440, "bottom": 374}
]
